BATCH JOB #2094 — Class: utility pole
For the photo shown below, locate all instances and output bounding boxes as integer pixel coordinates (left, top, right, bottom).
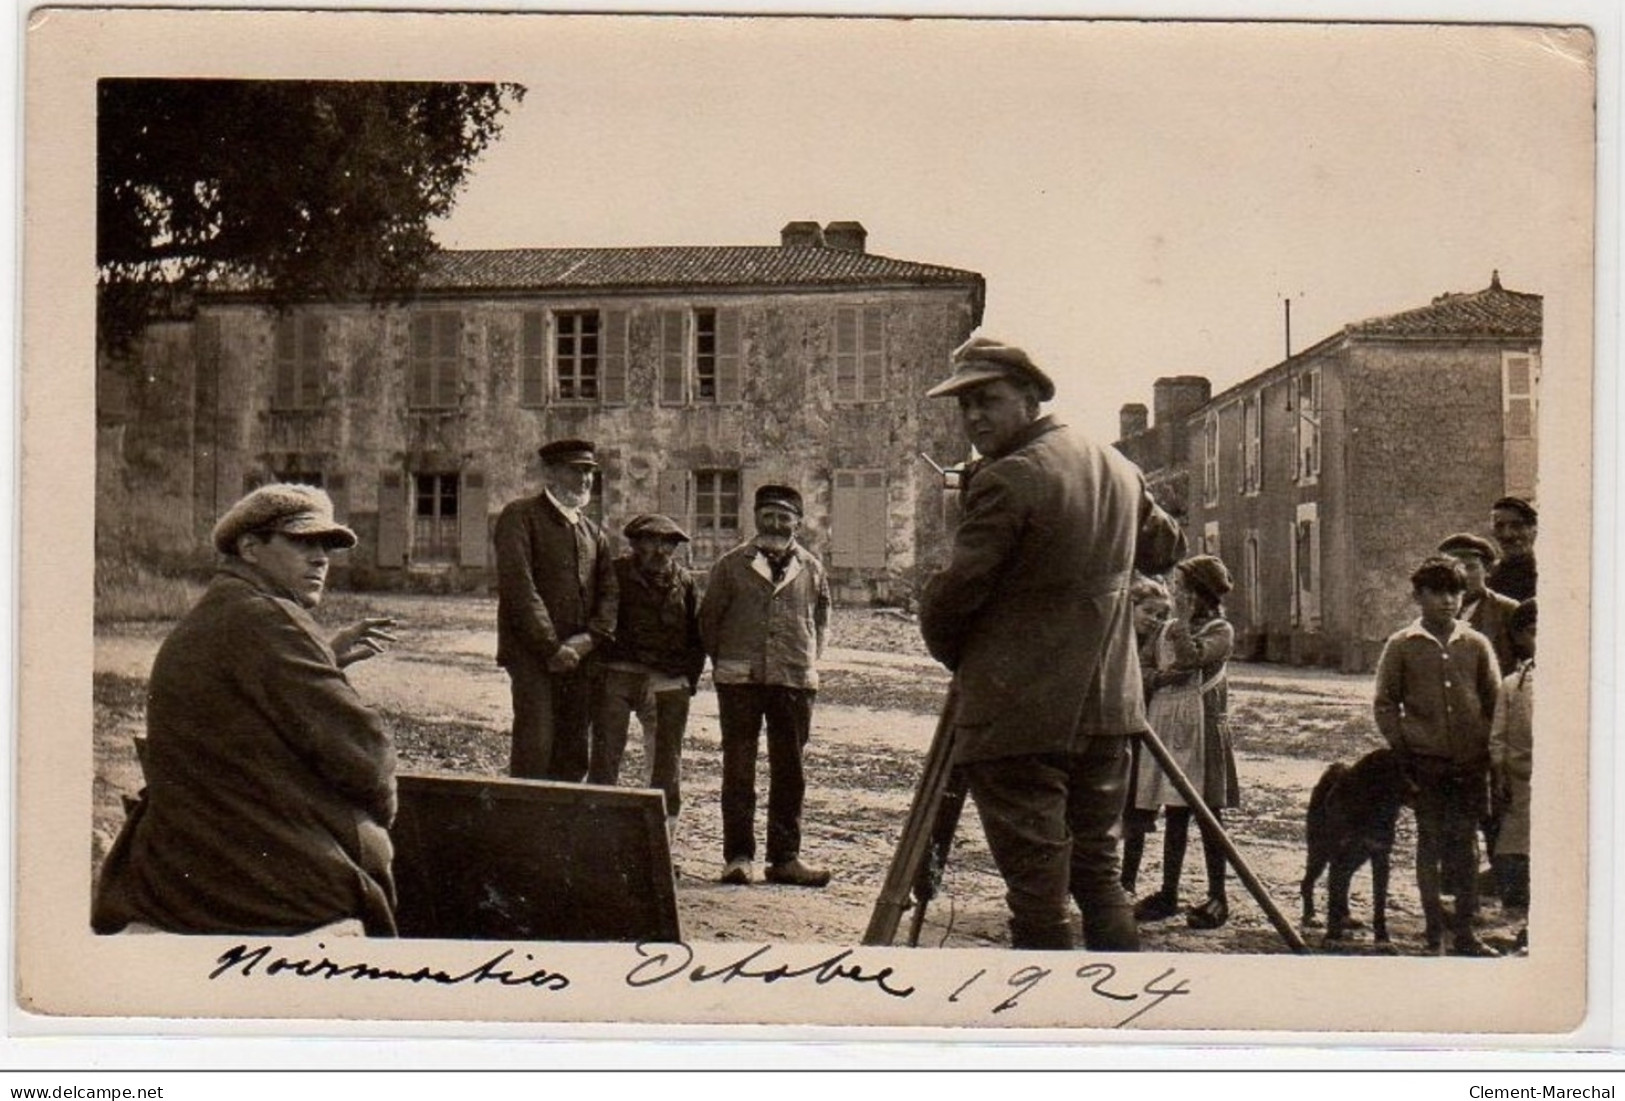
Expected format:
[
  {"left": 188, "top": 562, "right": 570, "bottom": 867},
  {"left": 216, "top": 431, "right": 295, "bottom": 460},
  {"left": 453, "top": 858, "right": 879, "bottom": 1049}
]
[{"left": 1285, "top": 296, "right": 1292, "bottom": 359}]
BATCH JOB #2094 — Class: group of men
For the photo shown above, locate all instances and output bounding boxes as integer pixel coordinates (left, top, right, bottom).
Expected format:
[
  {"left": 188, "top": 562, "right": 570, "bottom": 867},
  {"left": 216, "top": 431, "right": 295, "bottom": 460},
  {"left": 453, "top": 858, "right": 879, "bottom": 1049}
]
[
  {"left": 493, "top": 437, "right": 833, "bottom": 889},
  {"left": 92, "top": 328, "right": 1536, "bottom": 957}
]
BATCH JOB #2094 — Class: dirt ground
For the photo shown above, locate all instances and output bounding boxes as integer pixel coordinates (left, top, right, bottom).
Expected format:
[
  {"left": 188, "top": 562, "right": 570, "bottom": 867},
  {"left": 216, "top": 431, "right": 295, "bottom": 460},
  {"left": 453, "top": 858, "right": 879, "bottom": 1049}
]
[{"left": 91, "top": 593, "right": 1528, "bottom": 958}]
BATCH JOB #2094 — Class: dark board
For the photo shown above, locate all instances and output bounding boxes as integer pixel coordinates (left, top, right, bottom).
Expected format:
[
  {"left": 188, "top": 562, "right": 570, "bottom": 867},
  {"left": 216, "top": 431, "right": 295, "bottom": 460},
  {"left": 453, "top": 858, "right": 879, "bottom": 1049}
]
[{"left": 390, "top": 771, "right": 681, "bottom": 942}]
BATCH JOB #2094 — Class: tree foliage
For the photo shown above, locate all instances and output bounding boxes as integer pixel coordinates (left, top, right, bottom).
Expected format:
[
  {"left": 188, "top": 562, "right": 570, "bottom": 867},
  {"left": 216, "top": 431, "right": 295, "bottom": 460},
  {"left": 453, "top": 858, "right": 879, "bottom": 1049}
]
[{"left": 98, "top": 79, "right": 525, "bottom": 351}]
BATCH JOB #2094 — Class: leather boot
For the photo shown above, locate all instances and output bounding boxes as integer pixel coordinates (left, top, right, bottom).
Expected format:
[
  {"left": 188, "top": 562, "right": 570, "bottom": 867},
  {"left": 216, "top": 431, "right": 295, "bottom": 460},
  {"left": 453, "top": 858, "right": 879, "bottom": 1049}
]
[
  {"left": 1450, "top": 897, "right": 1501, "bottom": 958},
  {"left": 1120, "top": 832, "right": 1145, "bottom": 895},
  {"left": 1082, "top": 902, "right": 1141, "bottom": 952},
  {"left": 1009, "top": 916, "right": 1075, "bottom": 951}
]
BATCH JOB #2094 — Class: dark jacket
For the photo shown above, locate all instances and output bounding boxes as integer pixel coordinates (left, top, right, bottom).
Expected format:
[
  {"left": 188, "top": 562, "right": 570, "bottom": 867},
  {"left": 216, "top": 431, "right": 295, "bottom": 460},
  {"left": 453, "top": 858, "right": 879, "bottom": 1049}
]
[
  {"left": 600, "top": 555, "right": 706, "bottom": 684},
  {"left": 93, "top": 560, "right": 398, "bottom": 935},
  {"left": 1464, "top": 587, "right": 1521, "bottom": 675},
  {"left": 1487, "top": 554, "right": 1536, "bottom": 603},
  {"left": 921, "top": 416, "right": 1176, "bottom": 763},
  {"left": 494, "top": 493, "right": 618, "bottom": 667}
]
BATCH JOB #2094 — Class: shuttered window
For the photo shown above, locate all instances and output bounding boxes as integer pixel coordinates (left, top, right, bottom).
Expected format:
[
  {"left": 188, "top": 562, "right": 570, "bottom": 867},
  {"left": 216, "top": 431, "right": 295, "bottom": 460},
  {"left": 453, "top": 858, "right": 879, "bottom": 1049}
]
[
  {"left": 1502, "top": 350, "right": 1539, "bottom": 500},
  {"left": 1202, "top": 412, "right": 1220, "bottom": 505},
  {"left": 555, "top": 311, "right": 599, "bottom": 401},
  {"left": 834, "top": 306, "right": 885, "bottom": 402},
  {"left": 413, "top": 473, "right": 460, "bottom": 564},
  {"left": 832, "top": 470, "right": 886, "bottom": 568},
  {"left": 409, "top": 312, "right": 461, "bottom": 410},
  {"left": 273, "top": 315, "right": 324, "bottom": 410},
  {"left": 692, "top": 469, "right": 743, "bottom": 566},
  {"left": 1241, "top": 395, "right": 1262, "bottom": 495},
  {"left": 519, "top": 312, "right": 547, "bottom": 407},
  {"left": 1291, "top": 502, "right": 1320, "bottom": 629},
  {"left": 1293, "top": 369, "right": 1321, "bottom": 485}
]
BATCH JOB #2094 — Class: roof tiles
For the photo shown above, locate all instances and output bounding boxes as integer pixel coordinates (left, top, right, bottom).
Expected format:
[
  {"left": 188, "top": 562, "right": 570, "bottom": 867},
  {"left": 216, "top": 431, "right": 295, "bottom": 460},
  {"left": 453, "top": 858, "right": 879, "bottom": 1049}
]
[{"left": 1349, "top": 275, "right": 1542, "bottom": 339}]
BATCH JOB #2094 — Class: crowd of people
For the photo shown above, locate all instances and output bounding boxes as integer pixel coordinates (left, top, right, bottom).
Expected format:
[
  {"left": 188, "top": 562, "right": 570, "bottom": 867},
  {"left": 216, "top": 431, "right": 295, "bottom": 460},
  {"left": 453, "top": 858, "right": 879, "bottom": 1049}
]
[{"left": 90, "top": 334, "right": 1538, "bottom": 958}]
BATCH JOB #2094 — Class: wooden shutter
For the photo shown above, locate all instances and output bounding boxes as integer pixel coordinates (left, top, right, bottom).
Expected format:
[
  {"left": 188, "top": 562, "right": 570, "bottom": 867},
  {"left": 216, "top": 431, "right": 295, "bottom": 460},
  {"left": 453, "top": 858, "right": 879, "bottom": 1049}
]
[
  {"left": 409, "top": 315, "right": 433, "bottom": 408},
  {"left": 273, "top": 317, "right": 297, "bottom": 410},
  {"left": 834, "top": 308, "right": 858, "bottom": 403},
  {"left": 859, "top": 308, "right": 884, "bottom": 401},
  {"left": 327, "top": 472, "right": 350, "bottom": 525},
  {"left": 739, "top": 468, "right": 770, "bottom": 531},
  {"left": 601, "top": 310, "right": 628, "bottom": 405},
  {"left": 715, "top": 308, "right": 742, "bottom": 404},
  {"left": 857, "top": 471, "right": 887, "bottom": 567},
  {"left": 520, "top": 312, "right": 546, "bottom": 406},
  {"left": 298, "top": 317, "right": 324, "bottom": 409},
  {"left": 377, "top": 470, "right": 407, "bottom": 567},
  {"left": 659, "top": 310, "right": 686, "bottom": 405},
  {"left": 459, "top": 471, "right": 490, "bottom": 567},
  {"left": 434, "top": 312, "right": 460, "bottom": 408},
  {"left": 831, "top": 471, "right": 859, "bottom": 566}
]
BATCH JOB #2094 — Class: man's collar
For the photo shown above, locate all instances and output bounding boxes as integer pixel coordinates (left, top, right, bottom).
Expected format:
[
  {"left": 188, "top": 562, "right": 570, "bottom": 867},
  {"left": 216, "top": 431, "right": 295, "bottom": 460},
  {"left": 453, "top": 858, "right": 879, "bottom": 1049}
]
[
  {"left": 1401, "top": 616, "right": 1468, "bottom": 645},
  {"left": 543, "top": 489, "right": 583, "bottom": 525},
  {"left": 980, "top": 414, "right": 1061, "bottom": 460}
]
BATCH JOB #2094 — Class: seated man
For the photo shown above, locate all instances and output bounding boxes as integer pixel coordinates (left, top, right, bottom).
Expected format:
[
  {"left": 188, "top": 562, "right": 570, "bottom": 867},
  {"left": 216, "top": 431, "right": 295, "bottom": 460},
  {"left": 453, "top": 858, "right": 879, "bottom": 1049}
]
[{"left": 94, "top": 483, "right": 399, "bottom": 936}]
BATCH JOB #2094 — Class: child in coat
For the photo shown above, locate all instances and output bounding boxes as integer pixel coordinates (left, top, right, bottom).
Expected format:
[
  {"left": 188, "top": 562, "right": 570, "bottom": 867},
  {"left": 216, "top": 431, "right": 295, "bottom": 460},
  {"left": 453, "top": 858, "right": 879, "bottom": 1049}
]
[{"left": 1130, "top": 555, "right": 1241, "bottom": 930}]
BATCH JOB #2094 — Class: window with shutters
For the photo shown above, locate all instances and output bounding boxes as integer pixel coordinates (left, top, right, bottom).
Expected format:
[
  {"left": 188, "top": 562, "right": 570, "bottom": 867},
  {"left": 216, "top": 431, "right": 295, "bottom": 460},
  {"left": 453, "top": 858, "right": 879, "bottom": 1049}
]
[
  {"left": 1292, "top": 368, "right": 1321, "bottom": 485},
  {"left": 1291, "top": 502, "right": 1320, "bottom": 629},
  {"left": 409, "top": 312, "right": 461, "bottom": 410},
  {"left": 554, "top": 310, "right": 599, "bottom": 401},
  {"left": 693, "top": 469, "right": 742, "bottom": 564},
  {"left": 694, "top": 308, "right": 719, "bottom": 400},
  {"left": 1241, "top": 394, "right": 1262, "bottom": 495},
  {"left": 1502, "top": 349, "right": 1540, "bottom": 500},
  {"left": 831, "top": 470, "right": 887, "bottom": 569},
  {"left": 413, "top": 472, "right": 460, "bottom": 564},
  {"left": 1202, "top": 411, "right": 1220, "bottom": 506},
  {"left": 273, "top": 315, "right": 324, "bottom": 411},
  {"left": 1243, "top": 532, "right": 1261, "bottom": 626},
  {"left": 519, "top": 312, "right": 547, "bottom": 407},
  {"left": 660, "top": 307, "right": 741, "bottom": 405},
  {"left": 834, "top": 306, "right": 885, "bottom": 403}
]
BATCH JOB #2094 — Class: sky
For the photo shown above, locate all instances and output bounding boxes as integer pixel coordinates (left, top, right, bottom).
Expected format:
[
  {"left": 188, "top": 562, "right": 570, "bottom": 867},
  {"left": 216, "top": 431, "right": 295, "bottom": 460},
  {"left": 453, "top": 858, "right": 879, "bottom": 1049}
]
[{"left": 427, "top": 16, "right": 1596, "bottom": 444}]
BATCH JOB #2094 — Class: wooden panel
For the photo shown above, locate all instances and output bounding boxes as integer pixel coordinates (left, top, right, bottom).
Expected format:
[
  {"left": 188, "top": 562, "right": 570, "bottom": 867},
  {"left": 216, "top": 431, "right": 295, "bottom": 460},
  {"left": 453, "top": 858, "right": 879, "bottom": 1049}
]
[
  {"left": 659, "top": 310, "right": 686, "bottom": 405},
  {"left": 459, "top": 470, "right": 490, "bottom": 568},
  {"left": 390, "top": 772, "right": 680, "bottom": 942},
  {"left": 377, "top": 470, "right": 406, "bottom": 568},
  {"left": 601, "top": 310, "right": 628, "bottom": 405},
  {"left": 715, "top": 308, "right": 742, "bottom": 404}
]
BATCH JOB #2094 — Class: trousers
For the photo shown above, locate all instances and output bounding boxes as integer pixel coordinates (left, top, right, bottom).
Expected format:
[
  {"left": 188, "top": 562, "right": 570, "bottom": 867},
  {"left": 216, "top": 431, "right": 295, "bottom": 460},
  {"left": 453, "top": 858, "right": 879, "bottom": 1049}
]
[
  {"left": 717, "top": 683, "right": 814, "bottom": 865},
  {"left": 590, "top": 666, "right": 692, "bottom": 817},
  {"left": 506, "top": 651, "right": 593, "bottom": 782},
  {"left": 963, "top": 736, "right": 1139, "bottom": 951}
]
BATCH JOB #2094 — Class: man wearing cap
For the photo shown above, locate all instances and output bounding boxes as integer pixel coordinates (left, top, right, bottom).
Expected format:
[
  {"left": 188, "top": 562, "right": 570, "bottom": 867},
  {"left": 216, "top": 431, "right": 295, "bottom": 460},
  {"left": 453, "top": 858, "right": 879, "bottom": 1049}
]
[
  {"left": 494, "top": 439, "right": 619, "bottom": 782},
  {"left": 590, "top": 514, "right": 706, "bottom": 835},
  {"left": 1487, "top": 497, "right": 1538, "bottom": 602},
  {"left": 93, "top": 483, "right": 400, "bottom": 936},
  {"left": 1438, "top": 533, "right": 1520, "bottom": 676},
  {"left": 699, "top": 484, "right": 833, "bottom": 887},
  {"left": 919, "top": 335, "right": 1184, "bottom": 951}
]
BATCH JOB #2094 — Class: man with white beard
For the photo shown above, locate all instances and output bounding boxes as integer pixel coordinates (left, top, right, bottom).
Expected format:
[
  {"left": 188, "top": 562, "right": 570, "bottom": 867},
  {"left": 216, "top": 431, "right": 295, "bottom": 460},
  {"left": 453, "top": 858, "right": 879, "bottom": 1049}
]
[{"left": 494, "top": 439, "right": 619, "bottom": 782}]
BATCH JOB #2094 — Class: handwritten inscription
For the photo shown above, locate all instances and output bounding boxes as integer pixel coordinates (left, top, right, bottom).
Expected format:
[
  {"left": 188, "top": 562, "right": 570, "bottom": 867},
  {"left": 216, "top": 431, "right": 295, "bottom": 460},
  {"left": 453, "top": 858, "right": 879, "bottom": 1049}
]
[
  {"left": 208, "top": 943, "right": 571, "bottom": 989},
  {"left": 625, "top": 942, "right": 916, "bottom": 998}
]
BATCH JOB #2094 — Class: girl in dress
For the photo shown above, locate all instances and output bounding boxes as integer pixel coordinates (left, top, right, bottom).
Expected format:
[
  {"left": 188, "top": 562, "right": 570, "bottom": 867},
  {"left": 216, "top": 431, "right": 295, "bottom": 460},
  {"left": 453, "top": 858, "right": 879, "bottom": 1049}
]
[
  {"left": 1130, "top": 555, "right": 1240, "bottom": 930},
  {"left": 1119, "top": 574, "right": 1172, "bottom": 896}
]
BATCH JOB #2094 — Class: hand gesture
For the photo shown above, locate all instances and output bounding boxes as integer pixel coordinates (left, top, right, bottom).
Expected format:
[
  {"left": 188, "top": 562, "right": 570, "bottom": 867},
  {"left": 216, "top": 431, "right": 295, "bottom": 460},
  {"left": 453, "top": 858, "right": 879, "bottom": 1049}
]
[
  {"left": 547, "top": 643, "right": 582, "bottom": 674},
  {"left": 331, "top": 617, "right": 398, "bottom": 668}
]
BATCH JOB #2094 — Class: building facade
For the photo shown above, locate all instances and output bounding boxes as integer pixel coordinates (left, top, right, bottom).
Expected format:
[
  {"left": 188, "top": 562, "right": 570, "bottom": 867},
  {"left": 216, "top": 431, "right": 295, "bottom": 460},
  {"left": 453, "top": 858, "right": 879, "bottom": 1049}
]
[
  {"left": 1116, "top": 274, "right": 1541, "bottom": 671},
  {"left": 98, "top": 221, "right": 986, "bottom": 602}
]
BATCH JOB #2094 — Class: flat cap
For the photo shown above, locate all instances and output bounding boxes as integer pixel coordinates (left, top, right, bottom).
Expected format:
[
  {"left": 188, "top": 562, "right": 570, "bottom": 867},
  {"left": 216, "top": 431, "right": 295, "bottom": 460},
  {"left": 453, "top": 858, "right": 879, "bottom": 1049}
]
[
  {"left": 212, "top": 483, "right": 357, "bottom": 555},
  {"left": 1438, "top": 533, "right": 1499, "bottom": 564},
  {"left": 624, "top": 513, "right": 691, "bottom": 542},
  {"left": 1177, "top": 554, "right": 1233, "bottom": 603},
  {"left": 754, "top": 484, "right": 804, "bottom": 517},
  {"left": 1492, "top": 496, "right": 1538, "bottom": 524},
  {"left": 538, "top": 438, "right": 599, "bottom": 467},
  {"left": 925, "top": 336, "right": 1056, "bottom": 402}
]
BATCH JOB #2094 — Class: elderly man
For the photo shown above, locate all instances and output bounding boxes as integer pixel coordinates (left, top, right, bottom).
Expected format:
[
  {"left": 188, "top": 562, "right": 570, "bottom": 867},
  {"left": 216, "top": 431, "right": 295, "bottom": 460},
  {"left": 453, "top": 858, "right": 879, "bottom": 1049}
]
[
  {"left": 495, "top": 438, "right": 619, "bottom": 782},
  {"left": 920, "top": 336, "right": 1183, "bottom": 951},
  {"left": 93, "top": 484, "right": 399, "bottom": 936},
  {"left": 590, "top": 513, "right": 706, "bottom": 835},
  {"left": 699, "top": 484, "right": 833, "bottom": 888},
  {"left": 1487, "top": 496, "right": 1537, "bottom": 602}
]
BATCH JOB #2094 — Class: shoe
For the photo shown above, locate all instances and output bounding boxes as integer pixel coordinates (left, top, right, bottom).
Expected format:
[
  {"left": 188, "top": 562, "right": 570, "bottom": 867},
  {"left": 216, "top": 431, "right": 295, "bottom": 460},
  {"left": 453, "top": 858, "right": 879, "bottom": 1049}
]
[
  {"left": 719, "top": 858, "right": 753, "bottom": 885},
  {"left": 1450, "top": 933, "right": 1502, "bottom": 958},
  {"left": 1186, "top": 896, "right": 1229, "bottom": 930},
  {"left": 1133, "top": 891, "right": 1180, "bottom": 922},
  {"left": 764, "top": 858, "right": 831, "bottom": 888}
]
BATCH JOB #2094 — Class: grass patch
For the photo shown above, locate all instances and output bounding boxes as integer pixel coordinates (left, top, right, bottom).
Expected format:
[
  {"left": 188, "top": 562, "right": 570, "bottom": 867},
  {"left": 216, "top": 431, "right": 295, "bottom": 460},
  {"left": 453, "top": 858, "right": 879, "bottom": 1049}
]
[
  {"left": 93, "top": 671, "right": 150, "bottom": 714},
  {"left": 94, "top": 560, "right": 202, "bottom": 624}
]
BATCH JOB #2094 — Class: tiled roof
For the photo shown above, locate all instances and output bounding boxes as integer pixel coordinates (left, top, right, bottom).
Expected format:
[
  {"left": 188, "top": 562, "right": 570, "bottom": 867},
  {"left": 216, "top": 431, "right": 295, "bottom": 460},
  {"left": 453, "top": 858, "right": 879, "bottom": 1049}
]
[
  {"left": 1348, "top": 273, "right": 1542, "bottom": 339},
  {"left": 415, "top": 245, "right": 984, "bottom": 292}
]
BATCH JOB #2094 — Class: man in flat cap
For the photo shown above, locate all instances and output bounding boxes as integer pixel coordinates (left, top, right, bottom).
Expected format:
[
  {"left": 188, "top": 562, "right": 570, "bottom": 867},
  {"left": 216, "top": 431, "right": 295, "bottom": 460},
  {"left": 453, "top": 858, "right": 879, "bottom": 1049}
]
[
  {"left": 494, "top": 439, "right": 619, "bottom": 782},
  {"left": 699, "top": 483, "right": 833, "bottom": 887},
  {"left": 94, "top": 483, "right": 400, "bottom": 936},
  {"left": 919, "top": 335, "right": 1184, "bottom": 951},
  {"left": 1487, "top": 497, "right": 1538, "bottom": 602},
  {"left": 590, "top": 514, "right": 706, "bottom": 838},
  {"left": 1438, "top": 533, "right": 1520, "bottom": 676}
]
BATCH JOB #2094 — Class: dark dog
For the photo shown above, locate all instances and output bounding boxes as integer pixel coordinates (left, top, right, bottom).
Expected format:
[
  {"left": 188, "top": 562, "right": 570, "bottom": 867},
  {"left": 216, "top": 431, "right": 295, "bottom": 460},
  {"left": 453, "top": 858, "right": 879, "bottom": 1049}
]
[{"left": 1300, "top": 747, "right": 1417, "bottom": 945}]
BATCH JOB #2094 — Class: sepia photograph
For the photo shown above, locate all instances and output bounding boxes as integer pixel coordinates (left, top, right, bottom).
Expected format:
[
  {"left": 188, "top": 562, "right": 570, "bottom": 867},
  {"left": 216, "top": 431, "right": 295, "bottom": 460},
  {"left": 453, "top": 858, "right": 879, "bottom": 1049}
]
[{"left": 16, "top": 4, "right": 1605, "bottom": 1041}]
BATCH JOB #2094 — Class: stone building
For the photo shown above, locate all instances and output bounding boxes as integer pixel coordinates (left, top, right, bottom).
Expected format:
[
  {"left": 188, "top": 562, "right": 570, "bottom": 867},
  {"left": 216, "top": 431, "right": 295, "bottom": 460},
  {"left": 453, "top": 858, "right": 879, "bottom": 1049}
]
[
  {"left": 1115, "top": 274, "right": 1541, "bottom": 670},
  {"left": 96, "top": 221, "right": 986, "bottom": 602}
]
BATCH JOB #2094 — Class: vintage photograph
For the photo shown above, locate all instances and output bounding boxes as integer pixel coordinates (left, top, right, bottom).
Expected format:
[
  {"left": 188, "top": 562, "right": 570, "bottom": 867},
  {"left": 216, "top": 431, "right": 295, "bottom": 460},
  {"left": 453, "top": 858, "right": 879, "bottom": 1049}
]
[{"left": 18, "top": 8, "right": 1599, "bottom": 1036}]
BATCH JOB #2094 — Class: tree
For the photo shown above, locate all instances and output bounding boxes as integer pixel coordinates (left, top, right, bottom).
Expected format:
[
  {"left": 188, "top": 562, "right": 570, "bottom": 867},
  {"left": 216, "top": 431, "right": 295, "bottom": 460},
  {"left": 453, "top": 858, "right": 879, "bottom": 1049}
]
[{"left": 97, "top": 79, "right": 526, "bottom": 352}]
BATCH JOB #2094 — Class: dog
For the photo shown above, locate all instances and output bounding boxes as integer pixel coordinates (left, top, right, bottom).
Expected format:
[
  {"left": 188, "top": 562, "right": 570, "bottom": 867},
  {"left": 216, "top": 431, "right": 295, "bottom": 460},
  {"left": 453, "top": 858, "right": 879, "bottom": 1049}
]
[{"left": 1300, "top": 747, "right": 1417, "bottom": 946}]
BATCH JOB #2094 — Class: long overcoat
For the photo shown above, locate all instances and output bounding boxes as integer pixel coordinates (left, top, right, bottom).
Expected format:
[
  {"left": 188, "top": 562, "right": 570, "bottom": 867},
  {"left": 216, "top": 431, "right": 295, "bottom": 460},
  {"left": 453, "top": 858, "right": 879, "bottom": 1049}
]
[
  {"left": 93, "top": 560, "right": 398, "bottom": 935},
  {"left": 921, "top": 417, "right": 1174, "bottom": 764}
]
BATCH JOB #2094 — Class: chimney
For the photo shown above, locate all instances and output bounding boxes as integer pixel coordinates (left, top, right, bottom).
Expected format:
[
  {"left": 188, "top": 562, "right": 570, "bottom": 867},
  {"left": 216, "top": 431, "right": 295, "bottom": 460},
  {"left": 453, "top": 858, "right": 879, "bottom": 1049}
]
[
  {"left": 1119, "top": 403, "right": 1149, "bottom": 439},
  {"left": 780, "top": 221, "right": 825, "bottom": 248},
  {"left": 823, "top": 221, "right": 868, "bottom": 253},
  {"left": 1153, "top": 375, "right": 1212, "bottom": 429}
]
